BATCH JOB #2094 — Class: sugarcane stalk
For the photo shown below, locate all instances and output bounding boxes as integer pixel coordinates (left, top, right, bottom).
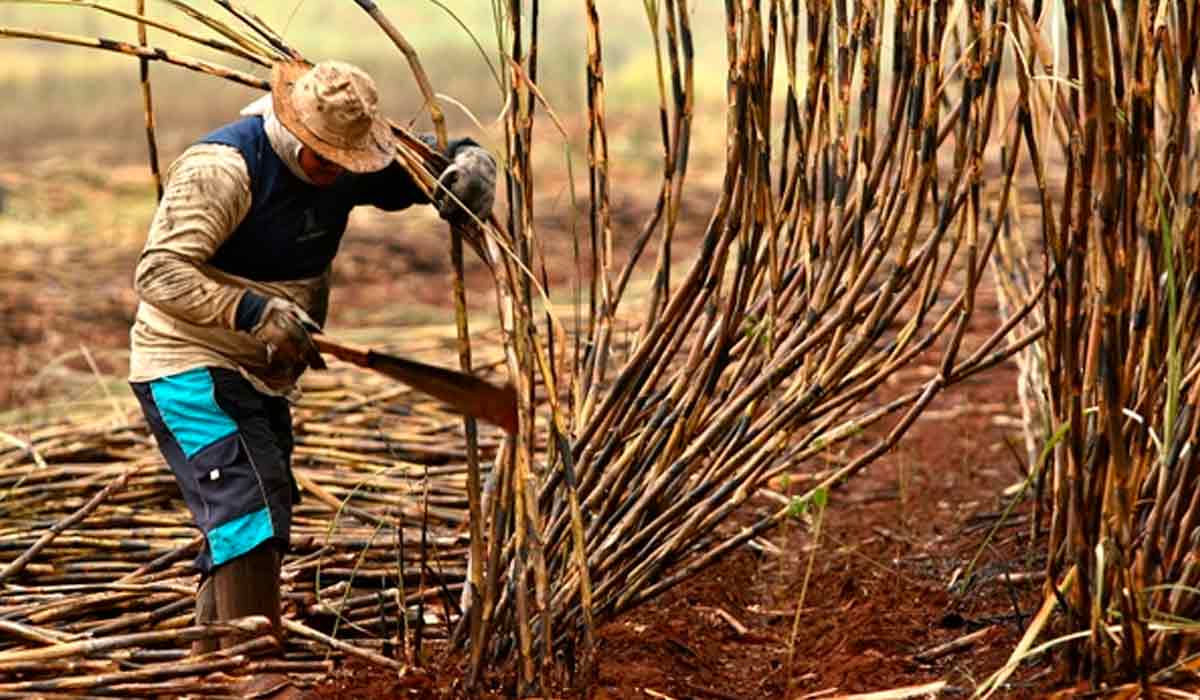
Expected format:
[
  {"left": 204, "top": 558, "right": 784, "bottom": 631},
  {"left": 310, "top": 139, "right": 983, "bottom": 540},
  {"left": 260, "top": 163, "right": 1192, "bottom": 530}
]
[
  {"left": 0, "top": 27, "right": 269, "bottom": 89},
  {"left": 346, "top": 0, "right": 499, "bottom": 673},
  {"left": 0, "top": 464, "right": 142, "bottom": 583},
  {"left": 0, "top": 618, "right": 71, "bottom": 646},
  {"left": 349, "top": 0, "right": 446, "bottom": 148},
  {"left": 210, "top": 0, "right": 301, "bottom": 60},
  {"left": 134, "top": 0, "right": 161, "bottom": 200},
  {"left": 280, "top": 618, "right": 404, "bottom": 671},
  {"left": 0, "top": 617, "right": 270, "bottom": 664},
  {"left": 0, "top": 655, "right": 247, "bottom": 693}
]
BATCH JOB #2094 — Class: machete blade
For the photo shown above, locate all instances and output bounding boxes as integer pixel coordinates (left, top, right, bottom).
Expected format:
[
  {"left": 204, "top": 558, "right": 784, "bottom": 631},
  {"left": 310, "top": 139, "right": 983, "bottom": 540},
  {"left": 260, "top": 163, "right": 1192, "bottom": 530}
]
[{"left": 312, "top": 336, "right": 518, "bottom": 433}]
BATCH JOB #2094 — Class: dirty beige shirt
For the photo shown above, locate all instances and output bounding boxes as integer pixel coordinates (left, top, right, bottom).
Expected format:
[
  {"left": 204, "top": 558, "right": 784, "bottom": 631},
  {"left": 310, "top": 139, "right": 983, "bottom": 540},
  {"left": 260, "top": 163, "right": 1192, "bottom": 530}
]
[{"left": 128, "top": 142, "right": 329, "bottom": 396}]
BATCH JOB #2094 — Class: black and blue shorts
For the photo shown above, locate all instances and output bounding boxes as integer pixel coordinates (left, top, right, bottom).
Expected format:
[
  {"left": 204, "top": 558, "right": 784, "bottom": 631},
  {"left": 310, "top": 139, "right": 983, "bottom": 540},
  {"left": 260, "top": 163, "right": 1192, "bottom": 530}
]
[{"left": 131, "top": 367, "right": 297, "bottom": 574}]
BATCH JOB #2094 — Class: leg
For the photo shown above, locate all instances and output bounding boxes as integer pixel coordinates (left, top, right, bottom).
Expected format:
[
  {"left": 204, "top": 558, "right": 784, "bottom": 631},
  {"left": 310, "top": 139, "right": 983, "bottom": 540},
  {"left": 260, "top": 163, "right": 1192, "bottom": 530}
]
[
  {"left": 213, "top": 542, "right": 282, "bottom": 649},
  {"left": 132, "top": 368, "right": 296, "bottom": 650},
  {"left": 192, "top": 575, "right": 219, "bottom": 655}
]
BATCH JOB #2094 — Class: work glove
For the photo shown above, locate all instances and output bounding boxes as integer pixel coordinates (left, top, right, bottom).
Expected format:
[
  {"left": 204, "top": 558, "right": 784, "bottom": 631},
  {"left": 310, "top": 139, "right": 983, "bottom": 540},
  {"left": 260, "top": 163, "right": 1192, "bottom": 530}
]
[
  {"left": 250, "top": 297, "right": 327, "bottom": 379},
  {"left": 435, "top": 145, "right": 496, "bottom": 224}
]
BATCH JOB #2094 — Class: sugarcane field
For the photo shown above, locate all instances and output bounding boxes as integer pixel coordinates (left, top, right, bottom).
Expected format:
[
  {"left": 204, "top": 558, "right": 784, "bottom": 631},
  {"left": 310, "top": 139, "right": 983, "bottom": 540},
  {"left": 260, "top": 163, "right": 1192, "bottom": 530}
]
[{"left": 1, "top": 0, "right": 1198, "bottom": 698}]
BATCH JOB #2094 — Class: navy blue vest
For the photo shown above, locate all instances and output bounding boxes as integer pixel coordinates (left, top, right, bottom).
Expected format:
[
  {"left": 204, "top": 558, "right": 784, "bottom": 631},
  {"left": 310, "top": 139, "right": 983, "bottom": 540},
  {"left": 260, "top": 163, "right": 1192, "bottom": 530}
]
[{"left": 200, "top": 116, "right": 426, "bottom": 282}]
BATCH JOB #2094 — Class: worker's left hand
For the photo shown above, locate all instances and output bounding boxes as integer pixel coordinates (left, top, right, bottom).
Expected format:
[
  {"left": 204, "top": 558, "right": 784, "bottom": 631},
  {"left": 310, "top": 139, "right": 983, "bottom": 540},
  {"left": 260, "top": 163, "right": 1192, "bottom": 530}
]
[{"left": 435, "top": 146, "right": 496, "bottom": 224}]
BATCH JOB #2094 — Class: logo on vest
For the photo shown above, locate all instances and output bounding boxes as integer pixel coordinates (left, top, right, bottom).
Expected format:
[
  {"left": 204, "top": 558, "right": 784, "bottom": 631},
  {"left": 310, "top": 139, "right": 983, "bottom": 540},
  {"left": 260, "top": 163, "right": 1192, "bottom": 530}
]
[{"left": 295, "top": 209, "right": 331, "bottom": 244}]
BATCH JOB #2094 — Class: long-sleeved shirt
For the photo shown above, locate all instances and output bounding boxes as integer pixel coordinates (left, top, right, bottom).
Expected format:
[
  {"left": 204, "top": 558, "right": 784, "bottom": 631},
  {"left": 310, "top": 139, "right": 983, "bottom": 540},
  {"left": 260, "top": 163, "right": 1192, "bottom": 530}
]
[{"left": 129, "top": 115, "right": 431, "bottom": 396}]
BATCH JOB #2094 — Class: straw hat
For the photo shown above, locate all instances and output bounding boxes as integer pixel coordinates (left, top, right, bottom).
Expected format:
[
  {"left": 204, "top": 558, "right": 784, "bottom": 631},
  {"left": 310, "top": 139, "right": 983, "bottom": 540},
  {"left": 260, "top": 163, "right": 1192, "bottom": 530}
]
[{"left": 271, "top": 60, "right": 396, "bottom": 173}]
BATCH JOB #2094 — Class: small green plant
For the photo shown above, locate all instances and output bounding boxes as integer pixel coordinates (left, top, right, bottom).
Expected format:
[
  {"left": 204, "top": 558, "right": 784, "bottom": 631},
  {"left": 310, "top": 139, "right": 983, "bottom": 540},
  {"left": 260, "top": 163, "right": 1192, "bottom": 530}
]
[
  {"left": 957, "top": 423, "right": 1068, "bottom": 595},
  {"left": 776, "top": 473, "right": 793, "bottom": 584},
  {"left": 784, "top": 486, "right": 828, "bottom": 692},
  {"left": 1157, "top": 186, "right": 1181, "bottom": 460}
]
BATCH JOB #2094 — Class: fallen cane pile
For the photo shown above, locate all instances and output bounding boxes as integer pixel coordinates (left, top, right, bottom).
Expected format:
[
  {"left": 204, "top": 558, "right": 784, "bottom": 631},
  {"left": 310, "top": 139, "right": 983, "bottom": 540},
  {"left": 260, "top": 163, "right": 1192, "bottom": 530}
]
[{"left": 0, "top": 345, "right": 513, "bottom": 698}]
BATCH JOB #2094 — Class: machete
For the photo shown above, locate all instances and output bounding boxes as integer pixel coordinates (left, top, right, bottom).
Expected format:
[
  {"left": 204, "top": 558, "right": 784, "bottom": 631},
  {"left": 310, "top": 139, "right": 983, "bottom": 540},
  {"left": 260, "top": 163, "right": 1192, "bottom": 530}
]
[{"left": 312, "top": 335, "right": 518, "bottom": 434}]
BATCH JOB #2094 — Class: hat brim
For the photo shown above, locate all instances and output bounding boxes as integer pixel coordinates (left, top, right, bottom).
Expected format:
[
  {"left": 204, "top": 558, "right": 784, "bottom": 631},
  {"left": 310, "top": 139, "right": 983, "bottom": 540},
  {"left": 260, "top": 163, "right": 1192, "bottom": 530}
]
[{"left": 271, "top": 61, "right": 396, "bottom": 174}]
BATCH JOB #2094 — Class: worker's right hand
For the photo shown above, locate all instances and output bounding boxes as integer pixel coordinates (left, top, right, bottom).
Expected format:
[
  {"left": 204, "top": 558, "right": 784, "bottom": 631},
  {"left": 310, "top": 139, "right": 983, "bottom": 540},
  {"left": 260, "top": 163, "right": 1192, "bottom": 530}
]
[
  {"left": 250, "top": 297, "right": 327, "bottom": 378},
  {"left": 435, "top": 145, "right": 496, "bottom": 224}
]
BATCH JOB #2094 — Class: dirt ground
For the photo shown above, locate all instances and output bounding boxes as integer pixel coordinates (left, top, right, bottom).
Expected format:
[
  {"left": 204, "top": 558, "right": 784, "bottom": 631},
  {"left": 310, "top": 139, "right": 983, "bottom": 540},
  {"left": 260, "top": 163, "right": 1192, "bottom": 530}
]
[{"left": 0, "top": 161, "right": 1065, "bottom": 698}]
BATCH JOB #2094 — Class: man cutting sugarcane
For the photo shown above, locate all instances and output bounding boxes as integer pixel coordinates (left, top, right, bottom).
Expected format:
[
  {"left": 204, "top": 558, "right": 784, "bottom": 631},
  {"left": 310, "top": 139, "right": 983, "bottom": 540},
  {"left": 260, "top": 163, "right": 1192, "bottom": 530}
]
[{"left": 127, "top": 59, "right": 495, "bottom": 698}]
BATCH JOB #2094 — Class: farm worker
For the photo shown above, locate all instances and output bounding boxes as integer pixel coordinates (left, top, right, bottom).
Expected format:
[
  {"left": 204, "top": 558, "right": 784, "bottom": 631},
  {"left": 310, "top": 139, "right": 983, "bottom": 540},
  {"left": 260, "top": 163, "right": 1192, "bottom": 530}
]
[{"left": 126, "top": 60, "right": 495, "bottom": 695}]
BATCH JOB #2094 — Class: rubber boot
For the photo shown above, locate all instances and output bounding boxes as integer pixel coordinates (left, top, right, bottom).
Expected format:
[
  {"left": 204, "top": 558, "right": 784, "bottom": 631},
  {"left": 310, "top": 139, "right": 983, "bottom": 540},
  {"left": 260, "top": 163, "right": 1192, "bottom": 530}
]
[
  {"left": 211, "top": 544, "right": 305, "bottom": 699},
  {"left": 212, "top": 543, "right": 284, "bottom": 650},
  {"left": 192, "top": 575, "right": 219, "bottom": 656}
]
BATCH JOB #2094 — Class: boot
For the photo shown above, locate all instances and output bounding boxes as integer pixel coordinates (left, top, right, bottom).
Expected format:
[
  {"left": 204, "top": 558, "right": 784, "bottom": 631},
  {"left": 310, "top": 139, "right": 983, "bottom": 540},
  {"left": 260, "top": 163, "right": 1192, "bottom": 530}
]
[
  {"left": 212, "top": 543, "right": 283, "bottom": 650},
  {"left": 212, "top": 544, "right": 309, "bottom": 698},
  {"left": 192, "top": 575, "right": 219, "bottom": 656}
]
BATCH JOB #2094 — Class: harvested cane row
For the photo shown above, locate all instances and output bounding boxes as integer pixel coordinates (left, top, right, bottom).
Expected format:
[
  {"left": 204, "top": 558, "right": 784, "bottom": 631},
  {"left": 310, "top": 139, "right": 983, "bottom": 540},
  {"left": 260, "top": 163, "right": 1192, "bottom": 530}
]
[{"left": 0, "top": 353, "right": 514, "bottom": 697}]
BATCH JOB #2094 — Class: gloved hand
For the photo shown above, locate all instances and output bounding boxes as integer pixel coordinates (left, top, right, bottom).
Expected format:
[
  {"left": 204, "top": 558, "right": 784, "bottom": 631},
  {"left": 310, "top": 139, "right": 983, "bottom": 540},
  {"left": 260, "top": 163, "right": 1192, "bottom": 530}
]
[
  {"left": 250, "top": 297, "right": 327, "bottom": 377},
  {"left": 435, "top": 145, "right": 496, "bottom": 224}
]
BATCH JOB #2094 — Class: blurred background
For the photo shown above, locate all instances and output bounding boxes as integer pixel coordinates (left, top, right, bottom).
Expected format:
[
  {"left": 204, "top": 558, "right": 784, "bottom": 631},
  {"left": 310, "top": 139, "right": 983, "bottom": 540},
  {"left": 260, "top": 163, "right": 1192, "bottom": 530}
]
[{"left": 0, "top": 2, "right": 732, "bottom": 165}]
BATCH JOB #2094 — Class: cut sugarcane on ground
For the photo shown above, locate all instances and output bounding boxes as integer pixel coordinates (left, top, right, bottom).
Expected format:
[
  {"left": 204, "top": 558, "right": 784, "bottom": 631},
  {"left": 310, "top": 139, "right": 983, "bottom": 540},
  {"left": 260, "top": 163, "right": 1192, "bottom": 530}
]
[{"left": 2, "top": 155, "right": 1070, "bottom": 697}]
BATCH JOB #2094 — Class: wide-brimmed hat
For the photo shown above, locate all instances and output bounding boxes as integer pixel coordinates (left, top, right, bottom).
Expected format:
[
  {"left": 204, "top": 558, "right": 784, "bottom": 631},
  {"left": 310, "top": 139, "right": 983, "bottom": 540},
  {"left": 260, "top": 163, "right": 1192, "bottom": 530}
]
[{"left": 271, "top": 60, "right": 396, "bottom": 174}]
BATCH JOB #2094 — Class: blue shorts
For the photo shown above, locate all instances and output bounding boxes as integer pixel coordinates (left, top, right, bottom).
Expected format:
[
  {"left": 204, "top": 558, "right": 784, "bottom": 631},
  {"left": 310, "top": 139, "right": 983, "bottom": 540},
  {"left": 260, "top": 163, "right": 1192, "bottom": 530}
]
[{"left": 131, "top": 367, "right": 297, "bottom": 573}]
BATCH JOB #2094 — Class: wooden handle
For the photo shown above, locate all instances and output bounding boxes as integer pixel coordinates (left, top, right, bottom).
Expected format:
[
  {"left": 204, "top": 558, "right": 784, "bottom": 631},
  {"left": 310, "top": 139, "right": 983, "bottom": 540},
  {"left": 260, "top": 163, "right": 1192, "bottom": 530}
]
[{"left": 311, "top": 336, "right": 370, "bottom": 367}]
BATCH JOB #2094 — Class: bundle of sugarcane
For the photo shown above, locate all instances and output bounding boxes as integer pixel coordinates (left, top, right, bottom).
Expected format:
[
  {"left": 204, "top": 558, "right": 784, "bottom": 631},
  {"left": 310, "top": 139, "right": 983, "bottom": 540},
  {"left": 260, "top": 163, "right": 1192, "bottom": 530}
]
[
  {"left": 983, "top": 0, "right": 1200, "bottom": 693},
  {"left": 479, "top": 0, "right": 1052, "bottom": 692}
]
